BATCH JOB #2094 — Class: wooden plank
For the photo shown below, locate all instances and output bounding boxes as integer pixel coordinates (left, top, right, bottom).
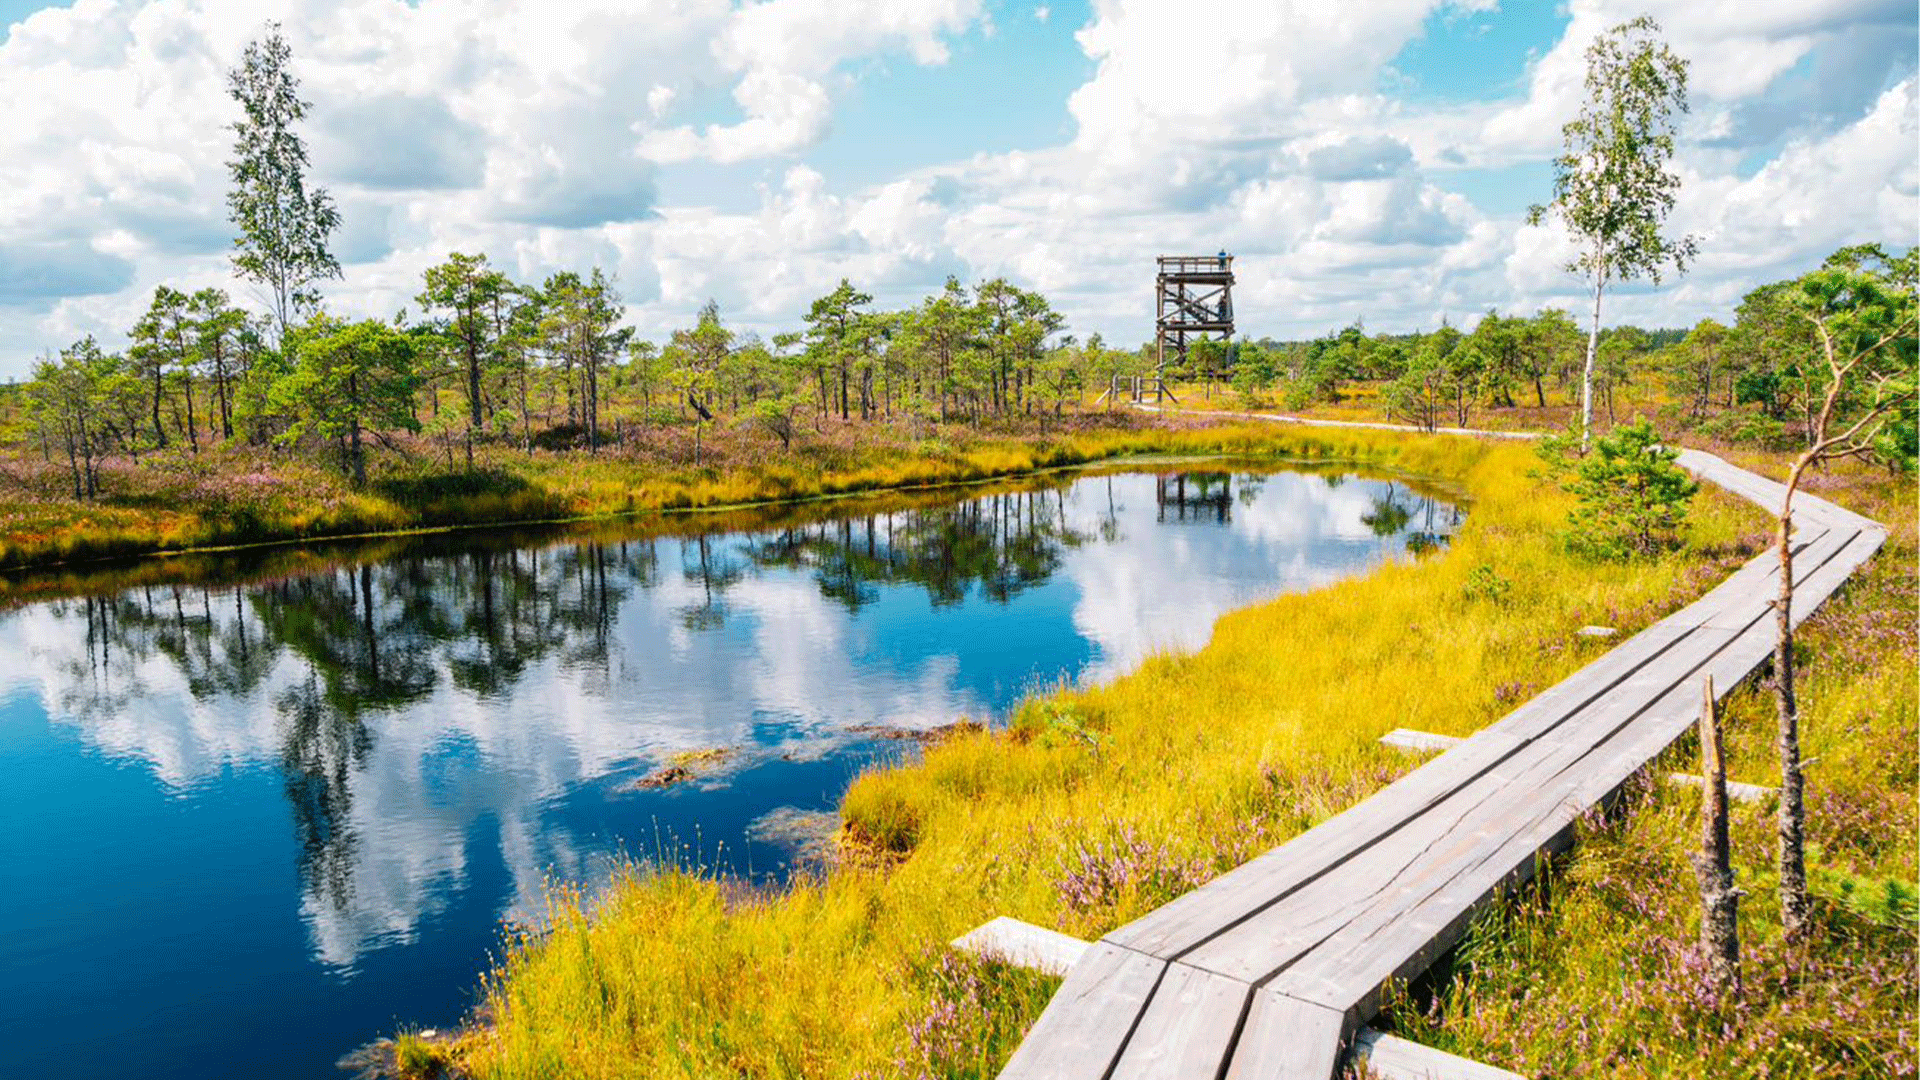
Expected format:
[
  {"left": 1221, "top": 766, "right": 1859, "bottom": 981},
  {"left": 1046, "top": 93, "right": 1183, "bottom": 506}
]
[
  {"left": 1108, "top": 618, "right": 1700, "bottom": 958},
  {"left": 1675, "top": 530, "right": 1831, "bottom": 630},
  {"left": 1389, "top": 729, "right": 1768, "bottom": 802},
  {"left": 997, "top": 942, "right": 1166, "bottom": 1080},
  {"left": 1353, "top": 1029, "right": 1529, "bottom": 1080},
  {"left": 1532, "top": 623, "right": 1743, "bottom": 747},
  {"left": 1700, "top": 525, "right": 1873, "bottom": 633},
  {"left": 1784, "top": 528, "right": 1885, "bottom": 625},
  {"left": 1103, "top": 724, "right": 1527, "bottom": 958},
  {"left": 1107, "top": 963, "right": 1252, "bottom": 1080},
  {"left": 1222, "top": 990, "right": 1349, "bottom": 1080},
  {"left": 953, "top": 917, "right": 1091, "bottom": 976},
  {"left": 1289, "top": 614, "right": 1813, "bottom": 1010},
  {"left": 1663, "top": 772, "right": 1774, "bottom": 804},
  {"left": 1240, "top": 625, "right": 1750, "bottom": 998},
  {"left": 1380, "top": 729, "right": 1463, "bottom": 754}
]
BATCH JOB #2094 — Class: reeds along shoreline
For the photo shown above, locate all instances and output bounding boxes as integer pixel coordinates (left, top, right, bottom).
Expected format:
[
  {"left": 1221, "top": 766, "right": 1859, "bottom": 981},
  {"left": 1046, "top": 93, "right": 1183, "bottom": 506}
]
[{"left": 0, "top": 417, "right": 1478, "bottom": 574}]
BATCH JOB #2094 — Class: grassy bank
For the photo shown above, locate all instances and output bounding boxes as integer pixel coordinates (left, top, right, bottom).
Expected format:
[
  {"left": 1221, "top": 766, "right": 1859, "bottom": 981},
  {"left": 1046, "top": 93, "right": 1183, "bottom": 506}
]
[
  {"left": 0, "top": 414, "right": 1469, "bottom": 573},
  {"left": 401, "top": 425, "right": 1916, "bottom": 1080}
]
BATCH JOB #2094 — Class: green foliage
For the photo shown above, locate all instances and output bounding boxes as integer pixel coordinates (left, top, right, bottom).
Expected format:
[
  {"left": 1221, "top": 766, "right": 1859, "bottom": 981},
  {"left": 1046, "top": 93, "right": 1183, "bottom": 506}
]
[
  {"left": 1462, "top": 563, "right": 1512, "bottom": 604},
  {"left": 23, "top": 338, "right": 143, "bottom": 499},
  {"left": 417, "top": 251, "right": 514, "bottom": 429},
  {"left": 1788, "top": 250, "right": 1919, "bottom": 463},
  {"left": 1529, "top": 16, "right": 1697, "bottom": 288},
  {"left": 225, "top": 22, "right": 340, "bottom": 340},
  {"left": 129, "top": 285, "right": 197, "bottom": 450},
  {"left": 539, "top": 268, "right": 628, "bottom": 452},
  {"left": 1692, "top": 405, "right": 1796, "bottom": 451},
  {"left": 1382, "top": 324, "right": 1480, "bottom": 430},
  {"left": 1563, "top": 419, "right": 1698, "bottom": 559},
  {"left": 271, "top": 317, "right": 422, "bottom": 484},
  {"left": 1811, "top": 863, "right": 1919, "bottom": 929},
  {"left": 1529, "top": 15, "right": 1696, "bottom": 445}
]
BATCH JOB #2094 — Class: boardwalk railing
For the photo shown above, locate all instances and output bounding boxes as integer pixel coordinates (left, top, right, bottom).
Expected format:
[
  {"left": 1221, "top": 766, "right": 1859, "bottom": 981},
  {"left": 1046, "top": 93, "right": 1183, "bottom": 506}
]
[{"left": 985, "top": 423, "right": 1886, "bottom": 1080}]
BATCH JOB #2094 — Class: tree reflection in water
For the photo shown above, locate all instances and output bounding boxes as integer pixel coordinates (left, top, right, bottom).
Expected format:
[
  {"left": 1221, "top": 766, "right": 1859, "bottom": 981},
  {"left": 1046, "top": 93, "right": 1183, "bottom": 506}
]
[{"left": 7, "top": 465, "right": 1459, "bottom": 977}]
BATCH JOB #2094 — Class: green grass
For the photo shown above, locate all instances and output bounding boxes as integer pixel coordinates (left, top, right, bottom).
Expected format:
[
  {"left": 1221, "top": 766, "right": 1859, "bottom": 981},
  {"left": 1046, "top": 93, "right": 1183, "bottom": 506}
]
[
  {"left": 391, "top": 1031, "right": 458, "bottom": 1079},
  {"left": 432, "top": 427, "right": 1904, "bottom": 1080}
]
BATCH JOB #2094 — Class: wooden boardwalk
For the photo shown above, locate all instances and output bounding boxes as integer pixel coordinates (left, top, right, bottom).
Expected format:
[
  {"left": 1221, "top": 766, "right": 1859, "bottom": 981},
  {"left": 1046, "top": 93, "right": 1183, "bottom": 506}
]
[{"left": 996, "top": 446, "right": 1887, "bottom": 1080}]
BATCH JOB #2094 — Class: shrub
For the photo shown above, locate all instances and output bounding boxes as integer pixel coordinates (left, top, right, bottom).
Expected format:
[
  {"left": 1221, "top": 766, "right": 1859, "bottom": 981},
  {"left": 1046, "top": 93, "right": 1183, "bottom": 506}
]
[
  {"left": 1692, "top": 405, "right": 1798, "bottom": 451},
  {"left": 1462, "top": 563, "right": 1512, "bottom": 604},
  {"left": 1563, "top": 419, "right": 1698, "bottom": 560}
]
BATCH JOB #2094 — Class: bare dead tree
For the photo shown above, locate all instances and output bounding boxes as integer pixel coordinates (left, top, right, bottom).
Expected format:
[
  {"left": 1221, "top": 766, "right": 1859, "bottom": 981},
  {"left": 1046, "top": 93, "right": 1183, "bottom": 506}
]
[{"left": 1691, "top": 675, "right": 1740, "bottom": 996}]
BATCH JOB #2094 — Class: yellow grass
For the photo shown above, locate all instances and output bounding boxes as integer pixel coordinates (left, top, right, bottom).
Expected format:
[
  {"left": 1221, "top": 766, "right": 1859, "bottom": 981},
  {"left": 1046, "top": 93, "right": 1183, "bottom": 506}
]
[{"left": 451, "top": 428, "right": 1781, "bottom": 1079}]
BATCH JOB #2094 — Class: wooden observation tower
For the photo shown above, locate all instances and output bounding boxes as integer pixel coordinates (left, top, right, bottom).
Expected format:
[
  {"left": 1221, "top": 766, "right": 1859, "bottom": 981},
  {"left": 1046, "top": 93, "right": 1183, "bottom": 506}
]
[{"left": 1155, "top": 253, "right": 1235, "bottom": 377}]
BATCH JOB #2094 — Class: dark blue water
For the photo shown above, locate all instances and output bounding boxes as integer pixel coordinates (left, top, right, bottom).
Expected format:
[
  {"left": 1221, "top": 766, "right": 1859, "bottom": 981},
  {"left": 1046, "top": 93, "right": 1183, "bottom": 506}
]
[{"left": 0, "top": 465, "right": 1458, "bottom": 1079}]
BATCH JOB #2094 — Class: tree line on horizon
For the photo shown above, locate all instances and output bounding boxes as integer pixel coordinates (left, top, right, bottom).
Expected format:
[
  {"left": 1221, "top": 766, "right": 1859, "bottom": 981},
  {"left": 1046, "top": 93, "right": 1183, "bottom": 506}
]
[{"left": 1212, "top": 240, "right": 1915, "bottom": 457}]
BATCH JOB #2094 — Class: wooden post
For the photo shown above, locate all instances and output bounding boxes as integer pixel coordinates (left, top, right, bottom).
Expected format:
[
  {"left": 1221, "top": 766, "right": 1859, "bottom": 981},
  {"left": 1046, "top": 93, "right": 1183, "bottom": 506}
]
[{"left": 1691, "top": 674, "right": 1741, "bottom": 997}]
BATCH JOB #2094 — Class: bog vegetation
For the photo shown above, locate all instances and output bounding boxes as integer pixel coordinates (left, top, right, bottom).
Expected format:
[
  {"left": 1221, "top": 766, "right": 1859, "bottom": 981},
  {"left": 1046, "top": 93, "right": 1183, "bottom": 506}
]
[
  {"left": 1, "top": 15, "right": 1914, "bottom": 1080},
  {"left": 433, "top": 433, "right": 1915, "bottom": 1080}
]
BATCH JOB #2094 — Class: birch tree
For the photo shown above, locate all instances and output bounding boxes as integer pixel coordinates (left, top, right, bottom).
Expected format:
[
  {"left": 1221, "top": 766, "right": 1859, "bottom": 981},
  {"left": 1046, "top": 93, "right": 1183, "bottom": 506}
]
[
  {"left": 226, "top": 22, "right": 340, "bottom": 345},
  {"left": 1529, "top": 16, "right": 1696, "bottom": 450}
]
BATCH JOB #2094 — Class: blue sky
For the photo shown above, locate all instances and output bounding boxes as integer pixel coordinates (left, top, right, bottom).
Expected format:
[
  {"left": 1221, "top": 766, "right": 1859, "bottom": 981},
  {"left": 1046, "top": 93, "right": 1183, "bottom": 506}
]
[{"left": 0, "top": 0, "right": 1914, "bottom": 374}]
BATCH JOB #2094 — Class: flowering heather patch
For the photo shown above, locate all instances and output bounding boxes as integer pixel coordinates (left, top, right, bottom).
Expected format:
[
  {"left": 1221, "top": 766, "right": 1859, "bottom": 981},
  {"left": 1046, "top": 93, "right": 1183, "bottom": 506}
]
[
  {"left": 885, "top": 949, "right": 1056, "bottom": 1080},
  {"left": 1386, "top": 781, "right": 1919, "bottom": 1079},
  {"left": 1051, "top": 823, "right": 1215, "bottom": 922},
  {"left": 0, "top": 413, "right": 1256, "bottom": 571}
]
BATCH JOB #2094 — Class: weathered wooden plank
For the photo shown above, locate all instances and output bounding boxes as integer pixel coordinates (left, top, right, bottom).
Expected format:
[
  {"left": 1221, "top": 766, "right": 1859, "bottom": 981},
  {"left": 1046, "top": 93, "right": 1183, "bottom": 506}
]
[
  {"left": 1276, "top": 795, "right": 1587, "bottom": 1014},
  {"left": 1290, "top": 613, "right": 1825, "bottom": 1009},
  {"left": 1222, "top": 990, "right": 1349, "bottom": 1080},
  {"left": 953, "top": 916, "right": 1091, "bottom": 976},
  {"left": 997, "top": 942, "right": 1166, "bottom": 1080},
  {"left": 1353, "top": 1028, "right": 1530, "bottom": 1080},
  {"left": 1699, "top": 525, "right": 1872, "bottom": 634},
  {"left": 1211, "top": 608, "right": 1764, "bottom": 996},
  {"left": 1662, "top": 772, "right": 1774, "bottom": 804},
  {"left": 1103, "top": 723, "right": 1528, "bottom": 957},
  {"left": 1380, "top": 729, "right": 1463, "bottom": 754},
  {"left": 1783, "top": 528, "right": 1885, "bottom": 624},
  {"left": 1107, "top": 963, "right": 1252, "bottom": 1080},
  {"left": 1108, "top": 618, "right": 1701, "bottom": 958},
  {"left": 1675, "top": 530, "right": 1831, "bottom": 630},
  {"left": 1142, "top": 619, "right": 1733, "bottom": 974},
  {"left": 1384, "top": 729, "right": 1770, "bottom": 801},
  {"left": 1244, "top": 627, "right": 1751, "bottom": 997},
  {"left": 951, "top": 916, "right": 1526, "bottom": 1080}
]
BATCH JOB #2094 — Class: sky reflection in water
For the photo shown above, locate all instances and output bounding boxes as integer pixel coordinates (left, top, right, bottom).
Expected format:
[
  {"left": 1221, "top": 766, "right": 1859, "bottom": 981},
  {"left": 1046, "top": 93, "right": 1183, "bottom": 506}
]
[{"left": 0, "top": 464, "right": 1459, "bottom": 1080}]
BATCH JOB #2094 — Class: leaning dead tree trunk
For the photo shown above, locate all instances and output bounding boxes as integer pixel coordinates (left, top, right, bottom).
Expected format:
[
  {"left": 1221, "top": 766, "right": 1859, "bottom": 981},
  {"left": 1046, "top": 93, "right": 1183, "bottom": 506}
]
[{"left": 1691, "top": 674, "right": 1741, "bottom": 995}]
